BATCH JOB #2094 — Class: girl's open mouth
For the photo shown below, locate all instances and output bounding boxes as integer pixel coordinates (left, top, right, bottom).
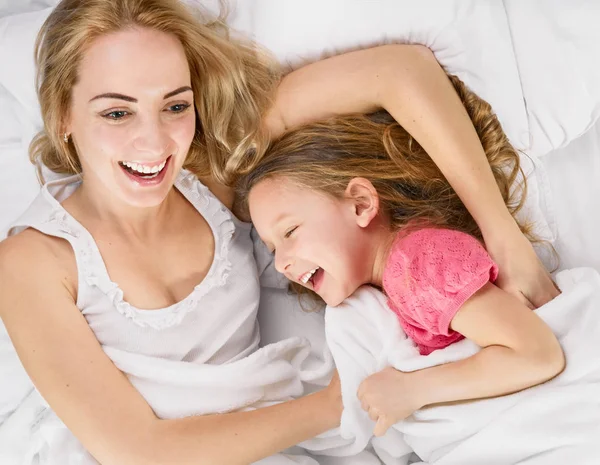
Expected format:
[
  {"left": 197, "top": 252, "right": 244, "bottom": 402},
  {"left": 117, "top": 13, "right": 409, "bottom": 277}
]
[{"left": 299, "top": 267, "right": 325, "bottom": 292}]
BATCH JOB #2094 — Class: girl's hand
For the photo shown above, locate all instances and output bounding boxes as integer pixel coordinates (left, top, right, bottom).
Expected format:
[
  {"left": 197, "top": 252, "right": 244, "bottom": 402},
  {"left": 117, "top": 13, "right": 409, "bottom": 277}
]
[
  {"left": 357, "top": 367, "right": 422, "bottom": 437},
  {"left": 486, "top": 230, "right": 560, "bottom": 309}
]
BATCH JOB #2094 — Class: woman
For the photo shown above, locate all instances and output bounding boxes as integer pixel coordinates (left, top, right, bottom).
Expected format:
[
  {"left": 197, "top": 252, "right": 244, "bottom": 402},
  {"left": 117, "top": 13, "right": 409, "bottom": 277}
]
[{"left": 0, "top": 0, "right": 557, "bottom": 464}]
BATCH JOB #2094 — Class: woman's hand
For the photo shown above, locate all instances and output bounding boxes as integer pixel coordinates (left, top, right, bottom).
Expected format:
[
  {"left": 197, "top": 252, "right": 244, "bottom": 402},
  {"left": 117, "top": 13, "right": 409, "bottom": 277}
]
[
  {"left": 486, "top": 229, "right": 560, "bottom": 309},
  {"left": 324, "top": 370, "right": 343, "bottom": 425},
  {"left": 357, "top": 367, "right": 422, "bottom": 437}
]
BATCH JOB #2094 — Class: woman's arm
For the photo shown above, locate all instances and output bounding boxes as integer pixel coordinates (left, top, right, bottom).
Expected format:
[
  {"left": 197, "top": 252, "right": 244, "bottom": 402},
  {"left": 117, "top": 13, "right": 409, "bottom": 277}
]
[
  {"left": 0, "top": 232, "right": 341, "bottom": 465},
  {"left": 358, "top": 282, "right": 564, "bottom": 436},
  {"left": 266, "top": 44, "right": 559, "bottom": 307},
  {"left": 268, "top": 45, "right": 513, "bottom": 235}
]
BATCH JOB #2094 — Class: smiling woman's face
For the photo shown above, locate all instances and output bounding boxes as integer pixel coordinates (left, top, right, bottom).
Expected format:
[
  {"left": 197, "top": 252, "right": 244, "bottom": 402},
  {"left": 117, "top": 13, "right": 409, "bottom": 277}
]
[{"left": 66, "top": 27, "right": 196, "bottom": 208}]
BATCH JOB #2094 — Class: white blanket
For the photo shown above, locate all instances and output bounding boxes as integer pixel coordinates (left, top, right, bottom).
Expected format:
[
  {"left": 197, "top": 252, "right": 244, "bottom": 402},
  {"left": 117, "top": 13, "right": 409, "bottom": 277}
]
[
  {"left": 0, "top": 334, "right": 359, "bottom": 465},
  {"left": 324, "top": 267, "right": 600, "bottom": 465},
  {"left": 0, "top": 227, "right": 370, "bottom": 465}
]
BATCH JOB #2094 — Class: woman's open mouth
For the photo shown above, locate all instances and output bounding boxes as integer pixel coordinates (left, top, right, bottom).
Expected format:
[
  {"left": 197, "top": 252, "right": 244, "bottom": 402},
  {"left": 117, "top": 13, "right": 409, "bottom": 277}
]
[{"left": 118, "top": 155, "right": 172, "bottom": 185}]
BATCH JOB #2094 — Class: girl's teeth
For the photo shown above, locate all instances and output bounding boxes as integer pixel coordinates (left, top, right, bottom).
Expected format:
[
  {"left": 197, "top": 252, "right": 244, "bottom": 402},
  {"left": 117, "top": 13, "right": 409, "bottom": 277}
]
[{"left": 300, "top": 267, "right": 319, "bottom": 284}]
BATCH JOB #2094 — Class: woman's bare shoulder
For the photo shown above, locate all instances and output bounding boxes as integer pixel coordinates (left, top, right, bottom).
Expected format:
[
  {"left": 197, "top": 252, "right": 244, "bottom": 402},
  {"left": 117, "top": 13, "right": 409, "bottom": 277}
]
[{"left": 0, "top": 228, "right": 77, "bottom": 300}]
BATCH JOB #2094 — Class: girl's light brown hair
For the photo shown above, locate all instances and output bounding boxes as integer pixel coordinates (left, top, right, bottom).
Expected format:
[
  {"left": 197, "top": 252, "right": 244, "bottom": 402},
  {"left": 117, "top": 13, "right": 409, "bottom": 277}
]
[
  {"left": 31, "top": 0, "right": 278, "bottom": 184},
  {"left": 238, "top": 74, "right": 533, "bottom": 247},
  {"left": 237, "top": 75, "right": 535, "bottom": 304}
]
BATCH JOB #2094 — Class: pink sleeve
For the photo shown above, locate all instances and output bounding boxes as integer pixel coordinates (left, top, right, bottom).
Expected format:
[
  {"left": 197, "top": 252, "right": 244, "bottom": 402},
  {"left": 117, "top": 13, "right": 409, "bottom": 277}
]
[{"left": 383, "top": 228, "right": 498, "bottom": 336}]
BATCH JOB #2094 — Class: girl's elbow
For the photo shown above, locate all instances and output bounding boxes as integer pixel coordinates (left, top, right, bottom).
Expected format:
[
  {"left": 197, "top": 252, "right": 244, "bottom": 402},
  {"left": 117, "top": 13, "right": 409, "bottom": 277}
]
[
  {"left": 547, "top": 342, "right": 566, "bottom": 379},
  {"left": 532, "top": 339, "right": 565, "bottom": 382}
]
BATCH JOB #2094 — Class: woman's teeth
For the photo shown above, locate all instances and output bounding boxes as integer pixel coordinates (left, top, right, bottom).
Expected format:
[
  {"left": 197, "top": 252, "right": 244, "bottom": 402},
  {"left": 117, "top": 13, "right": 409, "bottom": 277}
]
[
  {"left": 119, "top": 159, "right": 167, "bottom": 176},
  {"left": 300, "top": 267, "right": 320, "bottom": 284}
]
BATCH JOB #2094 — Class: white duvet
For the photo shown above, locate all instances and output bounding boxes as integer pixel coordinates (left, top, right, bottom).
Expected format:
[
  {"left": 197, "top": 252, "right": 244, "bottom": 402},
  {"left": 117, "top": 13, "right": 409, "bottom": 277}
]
[
  {"left": 0, "top": 336, "right": 342, "bottom": 465},
  {"left": 323, "top": 267, "right": 600, "bottom": 465},
  {"left": 4, "top": 267, "right": 599, "bottom": 465}
]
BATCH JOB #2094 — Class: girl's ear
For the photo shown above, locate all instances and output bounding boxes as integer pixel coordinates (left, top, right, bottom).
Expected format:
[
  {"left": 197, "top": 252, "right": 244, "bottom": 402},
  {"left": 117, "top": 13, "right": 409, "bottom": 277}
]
[{"left": 345, "top": 177, "right": 380, "bottom": 228}]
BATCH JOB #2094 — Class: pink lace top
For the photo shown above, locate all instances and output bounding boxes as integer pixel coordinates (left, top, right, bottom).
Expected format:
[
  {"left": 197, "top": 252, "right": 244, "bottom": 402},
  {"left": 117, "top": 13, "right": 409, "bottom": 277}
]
[{"left": 382, "top": 228, "right": 498, "bottom": 355}]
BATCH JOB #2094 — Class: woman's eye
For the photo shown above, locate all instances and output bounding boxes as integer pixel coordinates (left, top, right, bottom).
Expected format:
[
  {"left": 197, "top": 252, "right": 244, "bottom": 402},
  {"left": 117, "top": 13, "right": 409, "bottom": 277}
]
[
  {"left": 167, "top": 103, "right": 191, "bottom": 113},
  {"left": 284, "top": 227, "right": 298, "bottom": 239},
  {"left": 102, "top": 110, "right": 129, "bottom": 120}
]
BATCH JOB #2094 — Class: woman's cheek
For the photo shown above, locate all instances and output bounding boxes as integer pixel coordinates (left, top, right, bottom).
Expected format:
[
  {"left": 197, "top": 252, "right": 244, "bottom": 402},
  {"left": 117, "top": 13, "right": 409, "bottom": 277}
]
[
  {"left": 93, "top": 122, "right": 130, "bottom": 152},
  {"left": 174, "top": 113, "right": 196, "bottom": 148},
  {"left": 73, "top": 125, "right": 122, "bottom": 170}
]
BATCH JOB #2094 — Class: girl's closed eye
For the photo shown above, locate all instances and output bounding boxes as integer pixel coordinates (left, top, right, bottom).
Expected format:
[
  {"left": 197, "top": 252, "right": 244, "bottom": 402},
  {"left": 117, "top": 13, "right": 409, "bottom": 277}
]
[
  {"left": 268, "top": 227, "right": 297, "bottom": 254},
  {"left": 284, "top": 226, "right": 298, "bottom": 239}
]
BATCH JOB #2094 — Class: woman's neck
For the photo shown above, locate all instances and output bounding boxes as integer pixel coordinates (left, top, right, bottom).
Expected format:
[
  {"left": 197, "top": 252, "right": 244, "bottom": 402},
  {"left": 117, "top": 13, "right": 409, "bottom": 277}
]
[{"left": 64, "top": 179, "right": 177, "bottom": 241}]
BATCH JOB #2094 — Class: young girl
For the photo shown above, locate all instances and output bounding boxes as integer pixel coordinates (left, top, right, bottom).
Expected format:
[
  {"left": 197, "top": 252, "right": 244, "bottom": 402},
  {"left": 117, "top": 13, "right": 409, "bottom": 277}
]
[{"left": 240, "top": 76, "right": 565, "bottom": 437}]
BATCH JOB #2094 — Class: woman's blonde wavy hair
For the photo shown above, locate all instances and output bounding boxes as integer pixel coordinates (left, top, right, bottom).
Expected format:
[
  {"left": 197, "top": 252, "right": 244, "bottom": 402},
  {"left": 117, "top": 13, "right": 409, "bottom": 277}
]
[
  {"left": 237, "top": 75, "right": 534, "bottom": 299},
  {"left": 31, "top": 0, "right": 279, "bottom": 184}
]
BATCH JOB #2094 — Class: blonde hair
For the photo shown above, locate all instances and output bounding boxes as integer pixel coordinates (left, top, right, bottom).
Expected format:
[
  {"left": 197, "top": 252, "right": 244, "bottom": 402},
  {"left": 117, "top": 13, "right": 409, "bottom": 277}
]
[
  {"left": 238, "top": 73, "right": 534, "bottom": 258},
  {"left": 31, "top": 0, "right": 279, "bottom": 184}
]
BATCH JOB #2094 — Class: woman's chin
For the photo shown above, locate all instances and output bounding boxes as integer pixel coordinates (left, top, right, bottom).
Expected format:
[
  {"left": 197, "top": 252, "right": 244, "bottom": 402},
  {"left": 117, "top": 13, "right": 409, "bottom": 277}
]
[{"left": 114, "top": 167, "right": 179, "bottom": 208}]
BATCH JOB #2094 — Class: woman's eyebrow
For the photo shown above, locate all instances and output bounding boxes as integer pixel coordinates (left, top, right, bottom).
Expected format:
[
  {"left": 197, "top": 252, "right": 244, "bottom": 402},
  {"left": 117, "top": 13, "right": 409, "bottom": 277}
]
[
  {"left": 89, "top": 86, "right": 193, "bottom": 103},
  {"left": 163, "top": 86, "right": 193, "bottom": 99}
]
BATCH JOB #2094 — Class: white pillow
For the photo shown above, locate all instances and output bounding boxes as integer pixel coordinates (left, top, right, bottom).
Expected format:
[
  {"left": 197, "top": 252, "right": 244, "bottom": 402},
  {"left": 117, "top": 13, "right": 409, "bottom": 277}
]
[
  {"left": 245, "top": 0, "right": 554, "bottom": 242},
  {"left": 0, "top": 0, "right": 57, "bottom": 18},
  {"left": 0, "top": 8, "right": 49, "bottom": 132},
  {"left": 0, "top": 87, "right": 40, "bottom": 237},
  {"left": 3, "top": 1, "right": 600, "bottom": 155},
  {"left": 504, "top": 0, "right": 600, "bottom": 156},
  {"left": 248, "top": 0, "right": 531, "bottom": 150},
  {"left": 0, "top": 2, "right": 532, "bottom": 149}
]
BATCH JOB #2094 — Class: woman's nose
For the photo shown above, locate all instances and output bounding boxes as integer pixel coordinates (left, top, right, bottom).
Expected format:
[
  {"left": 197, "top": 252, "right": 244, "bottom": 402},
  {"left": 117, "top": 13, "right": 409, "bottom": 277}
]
[{"left": 132, "top": 115, "right": 171, "bottom": 157}]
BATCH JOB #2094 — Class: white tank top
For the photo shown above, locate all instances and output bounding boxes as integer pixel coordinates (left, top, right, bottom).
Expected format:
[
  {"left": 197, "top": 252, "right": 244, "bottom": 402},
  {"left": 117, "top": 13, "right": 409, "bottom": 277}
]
[{"left": 7, "top": 169, "right": 261, "bottom": 365}]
